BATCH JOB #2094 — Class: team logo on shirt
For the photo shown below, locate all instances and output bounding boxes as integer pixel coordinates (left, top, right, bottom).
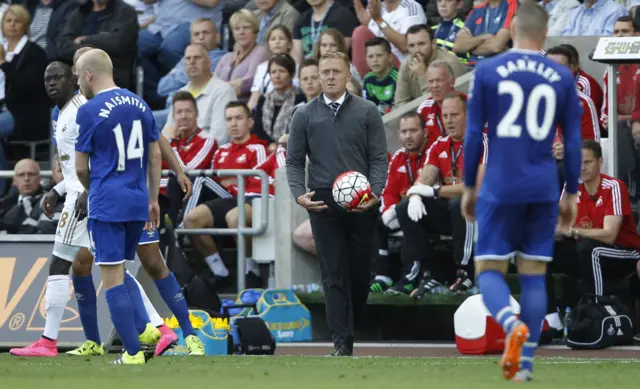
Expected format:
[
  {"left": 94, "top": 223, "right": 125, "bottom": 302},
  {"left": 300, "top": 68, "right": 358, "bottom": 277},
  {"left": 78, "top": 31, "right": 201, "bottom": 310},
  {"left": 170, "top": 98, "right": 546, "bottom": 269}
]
[
  {"left": 596, "top": 197, "right": 603, "bottom": 207},
  {"left": 577, "top": 216, "right": 592, "bottom": 228},
  {"left": 236, "top": 154, "right": 247, "bottom": 163},
  {"left": 426, "top": 113, "right": 435, "bottom": 126}
]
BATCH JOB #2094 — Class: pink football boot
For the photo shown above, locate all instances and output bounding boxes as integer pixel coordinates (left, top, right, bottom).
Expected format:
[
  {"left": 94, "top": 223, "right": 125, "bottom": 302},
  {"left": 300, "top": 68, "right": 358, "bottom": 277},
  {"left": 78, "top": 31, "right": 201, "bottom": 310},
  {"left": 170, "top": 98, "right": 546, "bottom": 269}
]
[
  {"left": 10, "top": 338, "right": 58, "bottom": 357},
  {"left": 154, "top": 325, "right": 179, "bottom": 357}
]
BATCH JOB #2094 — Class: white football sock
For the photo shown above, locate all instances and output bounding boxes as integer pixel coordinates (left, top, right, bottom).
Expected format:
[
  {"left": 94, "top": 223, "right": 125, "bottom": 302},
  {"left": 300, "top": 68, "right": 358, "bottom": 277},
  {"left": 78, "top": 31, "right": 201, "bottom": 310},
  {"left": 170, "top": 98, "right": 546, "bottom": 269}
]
[
  {"left": 43, "top": 275, "right": 71, "bottom": 340},
  {"left": 545, "top": 312, "right": 563, "bottom": 330},
  {"left": 126, "top": 270, "right": 164, "bottom": 327},
  {"left": 246, "top": 258, "right": 259, "bottom": 276},
  {"left": 204, "top": 253, "right": 229, "bottom": 277}
]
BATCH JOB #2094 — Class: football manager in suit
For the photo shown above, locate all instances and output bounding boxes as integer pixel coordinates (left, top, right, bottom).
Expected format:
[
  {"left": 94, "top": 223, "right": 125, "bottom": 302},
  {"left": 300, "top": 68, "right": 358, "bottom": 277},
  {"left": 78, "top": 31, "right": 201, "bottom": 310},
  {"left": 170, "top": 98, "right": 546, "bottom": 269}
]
[{"left": 286, "top": 51, "right": 388, "bottom": 356}]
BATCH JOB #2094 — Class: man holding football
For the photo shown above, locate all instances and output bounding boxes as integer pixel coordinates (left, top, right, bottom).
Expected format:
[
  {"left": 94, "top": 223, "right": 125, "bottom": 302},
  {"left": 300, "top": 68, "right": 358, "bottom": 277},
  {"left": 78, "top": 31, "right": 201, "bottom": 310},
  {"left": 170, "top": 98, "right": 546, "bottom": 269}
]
[{"left": 286, "top": 51, "right": 388, "bottom": 357}]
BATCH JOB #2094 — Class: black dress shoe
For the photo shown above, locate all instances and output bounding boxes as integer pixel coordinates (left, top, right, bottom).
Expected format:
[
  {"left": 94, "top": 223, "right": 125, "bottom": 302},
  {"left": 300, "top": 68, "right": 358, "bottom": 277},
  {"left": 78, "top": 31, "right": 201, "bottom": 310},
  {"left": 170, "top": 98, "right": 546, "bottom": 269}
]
[{"left": 328, "top": 345, "right": 352, "bottom": 356}]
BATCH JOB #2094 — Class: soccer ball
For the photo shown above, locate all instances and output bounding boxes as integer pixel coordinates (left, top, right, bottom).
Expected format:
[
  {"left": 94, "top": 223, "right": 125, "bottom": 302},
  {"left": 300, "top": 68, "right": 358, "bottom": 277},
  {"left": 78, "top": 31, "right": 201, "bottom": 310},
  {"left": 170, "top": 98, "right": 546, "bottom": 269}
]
[{"left": 332, "top": 171, "right": 372, "bottom": 210}]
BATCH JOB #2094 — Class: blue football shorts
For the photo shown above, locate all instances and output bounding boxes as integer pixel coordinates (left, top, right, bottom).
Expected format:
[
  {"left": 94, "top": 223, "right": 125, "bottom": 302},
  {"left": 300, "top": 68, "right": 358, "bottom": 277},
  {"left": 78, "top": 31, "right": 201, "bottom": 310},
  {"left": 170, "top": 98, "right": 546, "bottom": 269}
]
[
  {"left": 88, "top": 219, "right": 146, "bottom": 265},
  {"left": 138, "top": 227, "right": 160, "bottom": 245},
  {"left": 474, "top": 198, "right": 559, "bottom": 262}
]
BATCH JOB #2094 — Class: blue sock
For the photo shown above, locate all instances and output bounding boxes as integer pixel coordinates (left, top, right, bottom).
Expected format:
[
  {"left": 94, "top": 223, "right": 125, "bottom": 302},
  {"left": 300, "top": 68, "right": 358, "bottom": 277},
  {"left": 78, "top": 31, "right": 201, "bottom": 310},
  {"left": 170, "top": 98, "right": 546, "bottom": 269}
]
[
  {"left": 105, "top": 284, "right": 140, "bottom": 355},
  {"left": 155, "top": 272, "right": 195, "bottom": 337},
  {"left": 123, "top": 272, "right": 151, "bottom": 334},
  {"left": 477, "top": 270, "right": 520, "bottom": 333},
  {"left": 72, "top": 275, "right": 101, "bottom": 344},
  {"left": 518, "top": 274, "right": 547, "bottom": 373}
]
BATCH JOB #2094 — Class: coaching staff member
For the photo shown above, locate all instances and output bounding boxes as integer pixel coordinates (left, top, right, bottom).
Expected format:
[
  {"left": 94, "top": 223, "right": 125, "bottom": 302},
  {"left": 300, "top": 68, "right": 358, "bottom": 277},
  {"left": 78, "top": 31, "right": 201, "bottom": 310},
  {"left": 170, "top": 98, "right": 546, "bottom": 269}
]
[{"left": 286, "top": 51, "right": 388, "bottom": 357}]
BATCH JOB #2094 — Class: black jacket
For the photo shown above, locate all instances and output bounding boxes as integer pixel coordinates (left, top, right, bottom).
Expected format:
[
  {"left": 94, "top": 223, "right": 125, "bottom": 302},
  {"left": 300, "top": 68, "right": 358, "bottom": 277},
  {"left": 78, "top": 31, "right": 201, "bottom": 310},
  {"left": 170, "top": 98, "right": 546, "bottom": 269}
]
[
  {"left": 46, "top": 0, "right": 80, "bottom": 61},
  {"left": 0, "top": 41, "right": 51, "bottom": 141},
  {"left": 57, "top": 0, "right": 139, "bottom": 89},
  {"left": 0, "top": 185, "right": 64, "bottom": 234}
]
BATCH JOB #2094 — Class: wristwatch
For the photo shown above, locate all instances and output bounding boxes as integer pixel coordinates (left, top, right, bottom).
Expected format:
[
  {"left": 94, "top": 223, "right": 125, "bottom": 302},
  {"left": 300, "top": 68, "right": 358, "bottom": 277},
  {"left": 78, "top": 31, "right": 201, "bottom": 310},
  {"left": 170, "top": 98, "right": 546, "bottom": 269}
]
[
  {"left": 433, "top": 184, "right": 441, "bottom": 199},
  {"left": 378, "top": 20, "right": 389, "bottom": 29}
]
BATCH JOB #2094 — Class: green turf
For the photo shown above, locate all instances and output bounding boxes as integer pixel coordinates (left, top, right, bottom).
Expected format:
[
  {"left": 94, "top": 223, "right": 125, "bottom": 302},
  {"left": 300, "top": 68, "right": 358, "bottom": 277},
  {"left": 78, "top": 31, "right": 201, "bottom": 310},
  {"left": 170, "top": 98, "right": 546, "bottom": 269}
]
[{"left": 1, "top": 354, "right": 637, "bottom": 389}]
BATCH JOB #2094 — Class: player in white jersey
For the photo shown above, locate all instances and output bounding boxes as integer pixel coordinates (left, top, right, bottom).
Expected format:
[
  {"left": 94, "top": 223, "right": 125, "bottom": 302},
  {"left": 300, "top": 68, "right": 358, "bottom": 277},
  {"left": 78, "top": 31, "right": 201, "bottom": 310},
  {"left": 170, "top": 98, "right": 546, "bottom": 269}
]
[{"left": 10, "top": 61, "right": 179, "bottom": 358}]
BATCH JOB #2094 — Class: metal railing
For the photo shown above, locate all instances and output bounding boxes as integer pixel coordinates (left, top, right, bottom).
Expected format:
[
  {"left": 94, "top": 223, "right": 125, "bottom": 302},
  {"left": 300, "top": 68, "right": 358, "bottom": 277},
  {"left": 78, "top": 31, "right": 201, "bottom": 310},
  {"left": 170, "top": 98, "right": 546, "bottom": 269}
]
[
  {"left": 172, "top": 169, "right": 270, "bottom": 291},
  {"left": 0, "top": 168, "right": 271, "bottom": 291}
]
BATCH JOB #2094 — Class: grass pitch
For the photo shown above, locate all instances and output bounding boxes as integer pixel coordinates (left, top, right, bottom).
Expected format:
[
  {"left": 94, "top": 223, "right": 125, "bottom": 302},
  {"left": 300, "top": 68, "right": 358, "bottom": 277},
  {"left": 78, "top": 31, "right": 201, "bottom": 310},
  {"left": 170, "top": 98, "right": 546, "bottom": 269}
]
[{"left": 1, "top": 354, "right": 638, "bottom": 389}]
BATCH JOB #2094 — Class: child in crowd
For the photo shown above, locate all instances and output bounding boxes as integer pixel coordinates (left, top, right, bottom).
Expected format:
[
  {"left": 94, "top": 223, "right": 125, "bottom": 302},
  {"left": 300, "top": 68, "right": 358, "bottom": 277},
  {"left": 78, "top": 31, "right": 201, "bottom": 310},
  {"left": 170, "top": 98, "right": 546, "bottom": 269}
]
[
  {"left": 363, "top": 38, "right": 398, "bottom": 114},
  {"left": 248, "top": 25, "right": 299, "bottom": 110}
]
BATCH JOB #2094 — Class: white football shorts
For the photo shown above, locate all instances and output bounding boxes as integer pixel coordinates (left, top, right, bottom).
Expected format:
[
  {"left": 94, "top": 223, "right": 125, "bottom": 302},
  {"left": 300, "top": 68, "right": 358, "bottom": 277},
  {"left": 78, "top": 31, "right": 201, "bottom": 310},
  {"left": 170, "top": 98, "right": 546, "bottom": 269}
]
[{"left": 53, "top": 190, "right": 91, "bottom": 261}]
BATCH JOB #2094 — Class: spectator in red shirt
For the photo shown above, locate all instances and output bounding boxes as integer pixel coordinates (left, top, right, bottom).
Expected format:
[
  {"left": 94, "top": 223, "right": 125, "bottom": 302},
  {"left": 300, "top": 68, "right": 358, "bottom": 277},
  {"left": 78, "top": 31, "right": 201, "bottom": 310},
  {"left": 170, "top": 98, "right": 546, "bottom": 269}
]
[
  {"left": 369, "top": 111, "right": 428, "bottom": 293},
  {"left": 162, "top": 91, "right": 218, "bottom": 195},
  {"left": 416, "top": 60, "right": 464, "bottom": 150},
  {"left": 392, "top": 92, "right": 487, "bottom": 298},
  {"left": 161, "top": 91, "right": 218, "bottom": 224},
  {"left": 545, "top": 46, "right": 600, "bottom": 141},
  {"left": 182, "top": 101, "right": 267, "bottom": 285},
  {"left": 552, "top": 140, "right": 640, "bottom": 298},
  {"left": 601, "top": 16, "right": 639, "bottom": 128},
  {"left": 558, "top": 43, "right": 603, "bottom": 120}
]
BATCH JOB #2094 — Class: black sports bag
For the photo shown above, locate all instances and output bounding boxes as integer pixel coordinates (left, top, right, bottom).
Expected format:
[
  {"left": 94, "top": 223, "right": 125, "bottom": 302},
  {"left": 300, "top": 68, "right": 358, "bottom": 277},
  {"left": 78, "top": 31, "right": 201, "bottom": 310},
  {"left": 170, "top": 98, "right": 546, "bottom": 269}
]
[{"left": 565, "top": 294, "right": 634, "bottom": 349}]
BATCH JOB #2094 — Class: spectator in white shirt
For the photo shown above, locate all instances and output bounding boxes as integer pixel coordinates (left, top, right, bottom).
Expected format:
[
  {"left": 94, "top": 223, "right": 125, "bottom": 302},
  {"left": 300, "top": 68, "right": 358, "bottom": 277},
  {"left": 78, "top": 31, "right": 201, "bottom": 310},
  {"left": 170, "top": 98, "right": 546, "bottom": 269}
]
[
  {"left": 248, "top": 24, "right": 299, "bottom": 110},
  {"left": 162, "top": 44, "right": 237, "bottom": 145},
  {"left": 351, "top": 0, "right": 427, "bottom": 78}
]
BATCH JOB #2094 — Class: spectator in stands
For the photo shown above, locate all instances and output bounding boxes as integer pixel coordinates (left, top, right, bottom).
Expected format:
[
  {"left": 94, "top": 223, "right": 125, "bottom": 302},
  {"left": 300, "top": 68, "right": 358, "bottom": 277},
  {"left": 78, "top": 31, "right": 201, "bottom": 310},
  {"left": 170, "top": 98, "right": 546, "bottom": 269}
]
[
  {"left": 57, "top": 0, "right": 138, "bottom": 90},
  {"left": 161, "top": 91, "right": 217, "bottom": 216},
  {"left": 416, "top": 60, "right": 464, "bottom": 149},
  {"left": 0, "top": 3, "right": 50, "bottom": 187},
  {"left": 0, "top": 158, "right": 45, "bottom": 234},
  {"left": 557, "top": 43, "right": 604, "bottom": 120},
  {"left": 426, "top": 0, "right": 473, "bottom": 26},
  {"left": 545, "top": 46, "right": 600, "bottom": 142},
  {"left": 539, "top": 0, "right": 580, "bottom": 36},
  {"left": 157, "top": 18, "right": 226, "bottom": 100},
  {"left": 371, "top": 111, "right": 428, "bottom": 293},
  {"left": 248, "top": 25, "right": 298, "bottom": 110},
  {"left": 215, "top": 9, "right": 267, "bottom": 101},
  {"left": 139, "top": 0, "right": 221, "bottom": 107},
  {"left": 453, "top": 0, "right": 518, "bottom": 67},
  {"left": 562, "top": 0, "right": 629, "bottom": 36},
  {"left": 253, "top": 53, "right": 305, "bottom": 149},
  {"left": 432, "top": 0, "right": 469, "bottom": 65},
  {"left": 551, "top": 140, "right": 640, "bottom": 298},
  {"left": 28, "top": 0, "right": 54, "bottom": 51},
  {"left": 393, "top": 92, "right": 485, "bottom": 297},
  {"left": 124, "top": 0, "right": 157, "bottom": 29},
  {"left": 311, "top": 28, "right": 362, "bottom": 89},
  {"left": 254, "top": 0, "right": 299, "bottom": 45},
  {"left": 162, "top": 44, "right": 237, "bottom": 145},
  {"left": 362, "top": 37, "right": 398, "bottom": 114},
  {"left": 601, "top": 15, "right": 639, "bottom": 128},
  {"left": 298, "top": 58, "right": 322, "bottom": 103},
  {"left": 41, "top": 0, "right": 78, "bottom": 61},
  {"left": 395, "top": 24, "right": 467, "bottom": 107},
  {"left": 183, "top": 101, "right": 267, "bottom": 287},
  {"left": 291, "top": 0, "right": 357, "bottom": 63},
  {"left": 352, "top": 0, "right": 426, "bottom": 78}
]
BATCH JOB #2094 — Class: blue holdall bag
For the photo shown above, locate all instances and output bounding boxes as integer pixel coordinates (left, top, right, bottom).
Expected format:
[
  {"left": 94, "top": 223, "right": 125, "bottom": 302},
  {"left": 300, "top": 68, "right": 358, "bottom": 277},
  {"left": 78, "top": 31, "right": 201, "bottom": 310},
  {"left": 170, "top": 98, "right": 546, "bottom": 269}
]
[
  {"left": 163, "top": 310, "right": 231, "bottom": 356},
  {"left": 256, "top": 288, "right": 312, "bottom": 342}
]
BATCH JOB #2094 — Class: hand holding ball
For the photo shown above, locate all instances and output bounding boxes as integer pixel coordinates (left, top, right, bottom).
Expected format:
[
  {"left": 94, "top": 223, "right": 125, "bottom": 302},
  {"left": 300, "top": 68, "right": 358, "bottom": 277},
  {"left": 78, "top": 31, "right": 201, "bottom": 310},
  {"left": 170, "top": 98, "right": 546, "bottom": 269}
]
[{"left": 332, "top": 171, "right": 374, "bottom": 210}]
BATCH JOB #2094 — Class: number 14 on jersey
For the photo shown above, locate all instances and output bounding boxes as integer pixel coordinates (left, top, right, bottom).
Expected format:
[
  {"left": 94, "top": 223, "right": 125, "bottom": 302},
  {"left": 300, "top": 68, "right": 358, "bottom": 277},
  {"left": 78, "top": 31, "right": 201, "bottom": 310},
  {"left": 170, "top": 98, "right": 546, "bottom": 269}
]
[{"left": 113, "top": 120, "right": 144, "bottom": 171}]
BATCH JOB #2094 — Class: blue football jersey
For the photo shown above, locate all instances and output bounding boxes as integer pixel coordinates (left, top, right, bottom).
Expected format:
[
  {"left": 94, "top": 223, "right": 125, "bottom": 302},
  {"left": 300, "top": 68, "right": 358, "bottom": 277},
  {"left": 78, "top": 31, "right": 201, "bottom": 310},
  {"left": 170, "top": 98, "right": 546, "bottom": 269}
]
[
  {"left": 75, "top": 88, "right": 159, "bottom": 222},
  {"left": 463, "top": 49, "right": 582, "bottom": 204}
]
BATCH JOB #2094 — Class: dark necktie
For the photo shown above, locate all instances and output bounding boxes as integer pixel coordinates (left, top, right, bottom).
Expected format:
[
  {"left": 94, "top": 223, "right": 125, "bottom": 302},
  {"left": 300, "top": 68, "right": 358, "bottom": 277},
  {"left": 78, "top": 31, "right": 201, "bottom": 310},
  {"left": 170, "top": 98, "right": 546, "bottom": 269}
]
[{"left": 329, "top": 101, "right": 340, "bottom": 115}]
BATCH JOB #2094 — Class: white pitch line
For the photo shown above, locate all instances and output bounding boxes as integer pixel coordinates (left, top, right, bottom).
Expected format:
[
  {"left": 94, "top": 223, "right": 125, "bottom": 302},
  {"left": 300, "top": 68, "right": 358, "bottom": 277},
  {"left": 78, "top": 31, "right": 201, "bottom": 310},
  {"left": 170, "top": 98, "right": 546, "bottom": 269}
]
[{"left": 277, "top": 342, "right": 640, "bottom": 351}]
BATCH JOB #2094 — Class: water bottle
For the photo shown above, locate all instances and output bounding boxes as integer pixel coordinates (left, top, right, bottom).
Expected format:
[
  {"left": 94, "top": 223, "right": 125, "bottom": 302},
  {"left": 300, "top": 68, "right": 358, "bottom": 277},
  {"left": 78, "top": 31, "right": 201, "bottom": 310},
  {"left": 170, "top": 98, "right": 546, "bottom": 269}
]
[{"left": 563, "top": 306, "right": 572, "bottom": 339}]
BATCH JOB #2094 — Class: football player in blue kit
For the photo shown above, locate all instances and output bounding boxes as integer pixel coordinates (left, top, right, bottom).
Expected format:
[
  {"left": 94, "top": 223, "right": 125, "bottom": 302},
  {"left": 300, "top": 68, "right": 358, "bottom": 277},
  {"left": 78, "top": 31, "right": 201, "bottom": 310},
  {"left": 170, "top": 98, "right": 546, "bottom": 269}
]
[
  {"left": 74, "top": 48, "right": 185, "bottom": 364},
  {"left": 460, "top": 1, "right": 581, "bottom": 381}
]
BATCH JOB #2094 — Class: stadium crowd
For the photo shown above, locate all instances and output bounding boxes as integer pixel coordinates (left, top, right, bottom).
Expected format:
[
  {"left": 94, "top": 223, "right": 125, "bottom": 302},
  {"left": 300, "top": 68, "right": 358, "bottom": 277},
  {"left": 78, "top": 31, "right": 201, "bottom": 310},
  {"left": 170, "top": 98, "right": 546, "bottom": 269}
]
[{"left": 1, "top": 0, "right": 640, "bottom": 336}]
